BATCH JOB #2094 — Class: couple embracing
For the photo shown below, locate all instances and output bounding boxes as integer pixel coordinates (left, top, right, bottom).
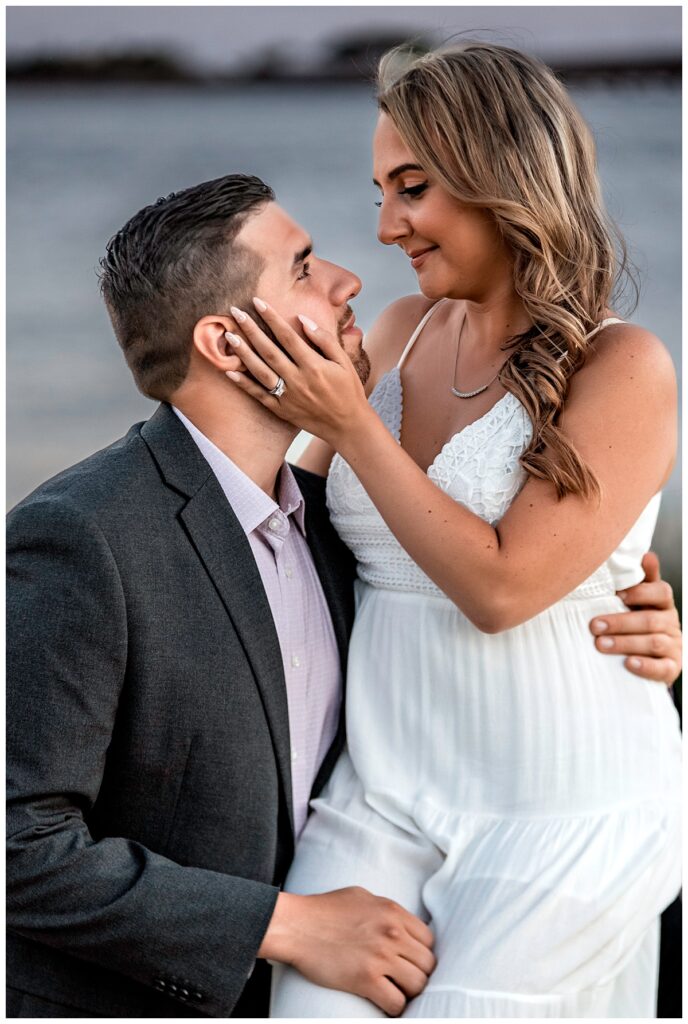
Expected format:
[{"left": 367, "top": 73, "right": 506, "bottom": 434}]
[{"left": 7, "top": 43, "right": 681, "bottom": 1018}]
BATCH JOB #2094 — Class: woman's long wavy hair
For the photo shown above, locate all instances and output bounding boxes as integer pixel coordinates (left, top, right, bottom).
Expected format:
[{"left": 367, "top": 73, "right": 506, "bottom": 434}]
[{"left": 377, "top": 41, "right": 638, "bottom": 500}]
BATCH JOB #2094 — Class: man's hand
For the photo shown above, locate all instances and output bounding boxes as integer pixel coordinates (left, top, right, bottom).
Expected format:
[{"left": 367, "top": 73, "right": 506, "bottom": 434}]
[
  {"left": 258, "top": 887, "right": 436, "bottom": 1016},
  {"left": 590, "top": 552, "right": 682, "bottom": 684}
]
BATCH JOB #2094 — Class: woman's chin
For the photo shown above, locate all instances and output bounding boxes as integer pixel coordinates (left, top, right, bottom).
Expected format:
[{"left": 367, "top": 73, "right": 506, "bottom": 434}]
[{"left": 417, "top": 275, "right": 449, "bottom": 301}]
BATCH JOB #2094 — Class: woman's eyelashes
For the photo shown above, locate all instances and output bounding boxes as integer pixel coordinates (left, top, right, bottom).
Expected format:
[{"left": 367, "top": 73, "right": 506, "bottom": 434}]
[{"left": 374, "top": 182, "right": 429, "bottom": 207}]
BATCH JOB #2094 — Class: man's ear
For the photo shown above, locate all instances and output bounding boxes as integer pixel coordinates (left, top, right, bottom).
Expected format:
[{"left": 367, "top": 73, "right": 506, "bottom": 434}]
[{"left": 192, "top": 315, "right": 243, "bottom": 373}]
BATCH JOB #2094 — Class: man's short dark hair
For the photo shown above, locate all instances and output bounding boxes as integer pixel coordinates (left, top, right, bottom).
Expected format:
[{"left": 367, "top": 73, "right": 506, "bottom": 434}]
[{"left": 99, "top": 174, "right": 274, "bottom": 400}]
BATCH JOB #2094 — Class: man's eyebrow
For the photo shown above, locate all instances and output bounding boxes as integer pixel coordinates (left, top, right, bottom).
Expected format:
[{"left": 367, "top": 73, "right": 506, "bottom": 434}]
[
  {"left": 372, "top": 163, "right": 425, "bottom": 187},
  {"left": 292, "top": 242, "right": 313, "bottom": 268}
]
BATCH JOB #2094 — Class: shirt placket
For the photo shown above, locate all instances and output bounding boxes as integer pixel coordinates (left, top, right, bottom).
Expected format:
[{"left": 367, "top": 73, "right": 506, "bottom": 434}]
[{"left": 262, "top": 510, "right": 309, "bottom": 833}]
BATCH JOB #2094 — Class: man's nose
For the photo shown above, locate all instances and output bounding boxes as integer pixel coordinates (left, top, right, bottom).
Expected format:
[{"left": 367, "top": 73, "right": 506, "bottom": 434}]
[{"left": 327, "top": 262, "right": 362, "bottom": 305}]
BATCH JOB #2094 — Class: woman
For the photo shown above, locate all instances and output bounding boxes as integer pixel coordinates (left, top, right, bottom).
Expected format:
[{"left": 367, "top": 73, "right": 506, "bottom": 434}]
[{"left": 228, "top": 43, "right": 681, "bottom": 1017}]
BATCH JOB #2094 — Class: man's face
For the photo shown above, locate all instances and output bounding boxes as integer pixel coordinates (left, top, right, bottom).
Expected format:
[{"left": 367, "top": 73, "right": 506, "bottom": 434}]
[{"left": 235, "top": 203, "right": 370, "bottom": 383}]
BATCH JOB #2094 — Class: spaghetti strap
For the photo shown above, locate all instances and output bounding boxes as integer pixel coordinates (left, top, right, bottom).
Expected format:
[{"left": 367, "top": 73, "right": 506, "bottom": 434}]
[
  {"left": 397, "top": 299, "right": 448, "bottom": 370},
  {"left": 396, "top": 308, "right": 622, "bottom": 370},
  {"left": 585, "top": 316, "right": 625, "bottom": 340}
]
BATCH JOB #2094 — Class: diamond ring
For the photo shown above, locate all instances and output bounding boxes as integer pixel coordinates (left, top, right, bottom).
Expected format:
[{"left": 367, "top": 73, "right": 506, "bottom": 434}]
[{"left": 268, "top": 376, "right": 286, "bottom": 398}]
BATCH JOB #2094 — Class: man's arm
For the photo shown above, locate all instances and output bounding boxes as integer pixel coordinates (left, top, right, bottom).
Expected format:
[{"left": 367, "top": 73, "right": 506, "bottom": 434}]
[
  {"left": 7, "top": 495, "right": 435, "bottom": 1017},
  {"left": 6, "top": 496, "right": 281, "bottom": 1016},
  {"left": 260, "top": 888, "right": 436, "bottom": 1017},
  {"left": 590, "top": 553, "right": 682, "bottom": 685}
]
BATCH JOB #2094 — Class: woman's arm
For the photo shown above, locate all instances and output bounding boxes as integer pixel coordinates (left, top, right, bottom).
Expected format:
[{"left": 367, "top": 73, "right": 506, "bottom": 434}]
[
  {"left": 227, "top": 306, "right": 677, "bottom": 633},
  {"left": 334, "top": 323, "right": 676, "bottom": 631}
]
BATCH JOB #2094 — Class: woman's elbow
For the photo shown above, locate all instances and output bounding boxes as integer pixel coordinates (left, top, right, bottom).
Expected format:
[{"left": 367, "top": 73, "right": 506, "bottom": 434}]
[{"left": 456, "top": 589, "right": 517, "bottom": 634}]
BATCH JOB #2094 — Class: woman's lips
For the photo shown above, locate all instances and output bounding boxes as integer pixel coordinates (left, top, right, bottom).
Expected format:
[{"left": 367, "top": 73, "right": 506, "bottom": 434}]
[{"left": 410, "top": 246, "right": 438, "bottom": 269}]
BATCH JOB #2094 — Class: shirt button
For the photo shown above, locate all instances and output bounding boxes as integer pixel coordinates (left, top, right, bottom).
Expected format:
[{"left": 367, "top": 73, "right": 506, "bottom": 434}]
[
  {"left": 285, "top": 566, "right": 294, "bottom": 578},
  {"left": 268, "top": 517, "right": 281, "bottom": 532},
  {"left": 292, "top": 750, "right": 298, "bottom": 761},
  {"left": 291, "top": 655, "right": 301, "bottom": 668}
]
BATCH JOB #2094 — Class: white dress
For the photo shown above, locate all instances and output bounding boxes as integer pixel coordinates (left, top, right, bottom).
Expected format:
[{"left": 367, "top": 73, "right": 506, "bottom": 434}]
[{"left": 271, "top": 306, "right": 682, "bottom": 1018}]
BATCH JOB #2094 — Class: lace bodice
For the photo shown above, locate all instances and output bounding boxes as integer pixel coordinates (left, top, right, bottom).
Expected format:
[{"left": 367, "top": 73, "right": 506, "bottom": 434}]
[
  {"left": 327, "top": 368, "right": 533, "bottom": 597},
  {"left": 326, "top": 309, "right": 660, "bottom": 602}
]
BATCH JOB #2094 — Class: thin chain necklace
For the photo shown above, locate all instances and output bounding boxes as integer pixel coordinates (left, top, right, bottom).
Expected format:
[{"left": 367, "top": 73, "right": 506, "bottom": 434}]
[{"left": 450, "top": 313, "right": 506, "bottom": 399}]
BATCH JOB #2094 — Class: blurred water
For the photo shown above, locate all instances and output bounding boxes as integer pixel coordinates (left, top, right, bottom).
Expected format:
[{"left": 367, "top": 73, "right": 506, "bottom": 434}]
[{"left": 6, "top": 82, "right": 681, "bottom": 575}]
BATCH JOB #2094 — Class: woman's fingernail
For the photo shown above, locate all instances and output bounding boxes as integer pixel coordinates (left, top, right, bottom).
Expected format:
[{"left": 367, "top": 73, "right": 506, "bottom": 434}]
[
  {"left": 298, "top": 314, "right": 318, "bottom": 331},
  {"left": 592, "top": 619, "right": 608, "bottom": 633},
  {"left": 226, "top": 370, "right": 241, "bottom": 381},
  {"left": 628, "top": 657, "right": 642, "bottom": 670},
  {"left": 253, "top": 297, "right": 268, "bottom": 312},
  {"left": 617, "top": 591, "right": 628, "bottom": 602},
  {"left": 230, "top": 306, "right": 247, "bottom": 322},
  {"left": 599, "top": 637, "right": 614, "bottom": 649},
  {"left": 224, "top": 332, "right": 241, "bottom": 347}
]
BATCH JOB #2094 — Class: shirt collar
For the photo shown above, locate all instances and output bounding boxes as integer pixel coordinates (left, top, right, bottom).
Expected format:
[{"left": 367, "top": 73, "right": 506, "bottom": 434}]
[{"left": 172, "top": 407, "right": 306, "bottom": 538}]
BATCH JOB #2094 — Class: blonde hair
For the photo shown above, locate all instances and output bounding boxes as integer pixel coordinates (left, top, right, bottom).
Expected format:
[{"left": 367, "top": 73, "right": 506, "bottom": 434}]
[{"left": 378, "top": 41, "right": 638, "bottom": 499}]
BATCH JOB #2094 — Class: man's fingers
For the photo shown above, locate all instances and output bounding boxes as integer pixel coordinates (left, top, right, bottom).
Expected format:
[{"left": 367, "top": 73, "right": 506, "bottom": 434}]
[
  {"left": 388, "top": 955, "right": 430, "bottom": 999},
  {"left": 591, "top": 609, "right": 679, "bottom": 636},
  {"left": 623, "top": 655, "right": 679, "bottom": 685},
  {"left": 594, "top": 632, "right": 674, "bottom": 658},
  {"left": 400, "top": 934, "right": 437, "bottom": 977},
  {"left": 369, "top": 977, "right": 407, "bottom": 1017},
  {"left": 640, "top": 550, "right": 661, "bottom": 583},
  {"left": 618, "top": 579, "right": 675, "bottom": 610},
  {"left": 399, "top": 911, "right": 435, "bottom": 949}
]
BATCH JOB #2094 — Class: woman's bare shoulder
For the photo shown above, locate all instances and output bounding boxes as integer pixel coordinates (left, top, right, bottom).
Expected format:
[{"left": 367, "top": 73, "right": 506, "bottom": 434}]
[
  {"left": 564, "top": 320, "right": 677, "bottom": 475},
  {"left": 575, "top": 319, "right": 676, "bottom": 397},
  {"left": 363, "top": 294, "right": 436, "bottom": 393}
]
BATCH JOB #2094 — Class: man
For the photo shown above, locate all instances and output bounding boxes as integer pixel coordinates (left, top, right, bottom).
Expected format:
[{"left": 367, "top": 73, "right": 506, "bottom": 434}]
[{"left": 7, "top": 174, "right": 681, "bottom": 1019}]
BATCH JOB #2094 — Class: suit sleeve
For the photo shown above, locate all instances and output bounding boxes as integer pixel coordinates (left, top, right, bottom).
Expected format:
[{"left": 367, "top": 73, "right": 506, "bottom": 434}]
[{"left": 6, "top": 496, "right": 279, "bottom": 1017}]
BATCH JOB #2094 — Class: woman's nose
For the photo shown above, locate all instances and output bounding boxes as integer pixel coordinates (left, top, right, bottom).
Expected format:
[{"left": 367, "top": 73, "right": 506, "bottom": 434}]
[{"left": 377, "top": 200, "right": 409, "bottom": 246}]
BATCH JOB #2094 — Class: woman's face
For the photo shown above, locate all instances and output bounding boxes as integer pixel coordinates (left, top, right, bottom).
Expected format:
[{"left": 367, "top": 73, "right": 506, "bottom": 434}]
[{"left": 372, "top": 112, "right": 514, "bottom": 303}]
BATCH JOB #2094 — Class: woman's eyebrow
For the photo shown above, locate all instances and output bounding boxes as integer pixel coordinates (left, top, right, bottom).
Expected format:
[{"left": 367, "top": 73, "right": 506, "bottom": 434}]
[{"left": 372, "top": 163, "right": 425, "bottom": 187}]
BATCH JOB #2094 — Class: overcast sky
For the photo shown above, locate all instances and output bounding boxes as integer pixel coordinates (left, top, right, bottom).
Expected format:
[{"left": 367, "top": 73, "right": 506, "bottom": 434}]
[{"left": 6, "top": 6, "right": 682, "bottom": 72}]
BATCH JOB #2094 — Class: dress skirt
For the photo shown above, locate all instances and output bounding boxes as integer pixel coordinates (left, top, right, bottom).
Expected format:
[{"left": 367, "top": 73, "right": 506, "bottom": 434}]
[{"left": 271, "top": 582, "right": 681, "bottom": 1017}]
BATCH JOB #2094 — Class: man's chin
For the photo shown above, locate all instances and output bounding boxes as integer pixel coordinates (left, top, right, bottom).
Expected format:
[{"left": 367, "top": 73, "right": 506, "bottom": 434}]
[
  {"left": 337, "top": 332, "right": 371, "bottom": 386},
  {"left": 353, "top": 348, "right": 371, "bottom": 386}
]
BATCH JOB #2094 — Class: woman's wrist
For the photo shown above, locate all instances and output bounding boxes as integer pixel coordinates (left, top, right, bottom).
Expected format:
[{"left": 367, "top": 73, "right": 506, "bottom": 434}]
[{"left": 326, "top": 402, "right": 380, "bottom": 458}]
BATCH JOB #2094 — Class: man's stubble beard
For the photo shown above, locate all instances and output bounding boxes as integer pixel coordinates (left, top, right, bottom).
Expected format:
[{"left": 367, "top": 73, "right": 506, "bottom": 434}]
[{"left": 337, "top": 305, "right": 371, "bottom": 386}]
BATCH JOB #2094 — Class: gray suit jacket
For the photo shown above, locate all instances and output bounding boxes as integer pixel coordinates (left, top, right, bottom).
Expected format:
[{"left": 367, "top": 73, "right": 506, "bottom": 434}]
[{"left": 6, "top": 403, "right": 357, "bottom": 1018}]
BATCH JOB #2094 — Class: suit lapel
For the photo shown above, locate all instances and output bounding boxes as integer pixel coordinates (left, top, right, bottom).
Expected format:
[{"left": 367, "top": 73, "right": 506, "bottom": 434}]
[{"left": 141, "top": 405, "right": 294, "bottom": 835}]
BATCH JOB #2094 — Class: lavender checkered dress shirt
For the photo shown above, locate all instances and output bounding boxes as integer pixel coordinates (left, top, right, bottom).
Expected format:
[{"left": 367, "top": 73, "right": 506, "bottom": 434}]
[{"left": 174, "top": 409, "right": 342, "bottom": 839}]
